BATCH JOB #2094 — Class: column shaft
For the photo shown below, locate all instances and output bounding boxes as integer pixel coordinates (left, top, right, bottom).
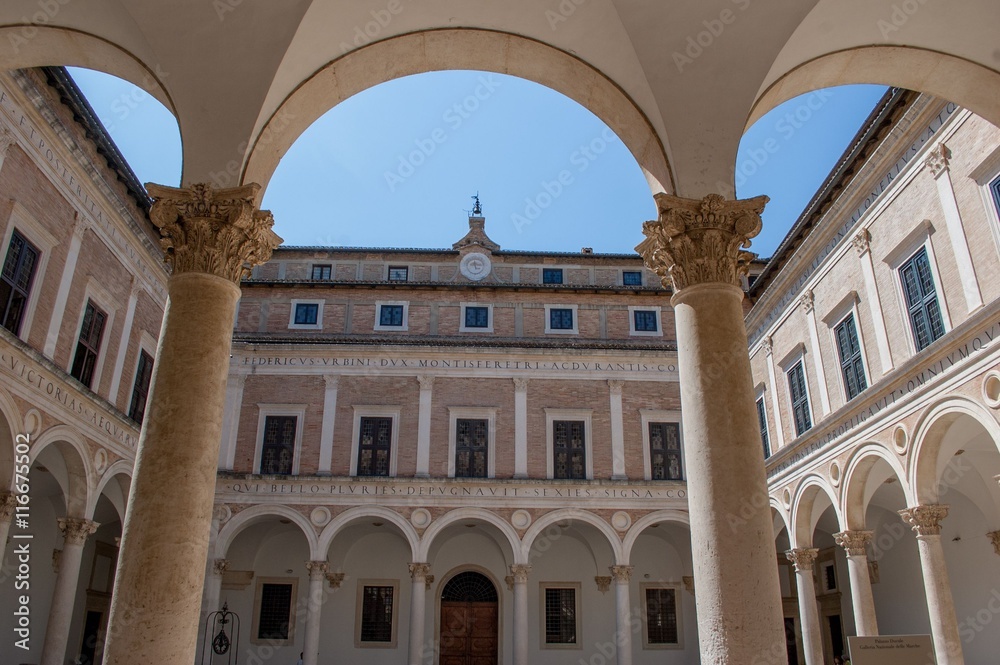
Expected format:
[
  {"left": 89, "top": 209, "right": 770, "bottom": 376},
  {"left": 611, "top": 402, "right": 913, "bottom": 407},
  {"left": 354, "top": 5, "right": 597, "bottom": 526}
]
[
  {"left": 198, "top": 557, "right": 227, "bottom": 654},
  {"left": 408, "top": 563, "right": 430, "bottom": 665},
  {"left": 40, "top": 518, "right": 98, "bottom": 665},
  {"left": 846, "top": 554, "right": 878, "bottom": 636},
  {"left": 787, "top": 549, "right": 823, "bottom": 665},
  {"left": 611, "top": 566, "right": 633, "bottom": 665},
  {"left": 303, "top": 561, "right": 327, "bottom": 665},
  {"left": 511, "top": 565, "right": 530, "bottom": 665}
]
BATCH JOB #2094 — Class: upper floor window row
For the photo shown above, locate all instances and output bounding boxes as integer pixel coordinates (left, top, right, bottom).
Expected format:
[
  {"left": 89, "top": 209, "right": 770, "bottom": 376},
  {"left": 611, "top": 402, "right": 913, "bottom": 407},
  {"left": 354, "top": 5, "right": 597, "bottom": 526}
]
[{"left": 0, "top": 230, "right": 39, "bottom": 337}]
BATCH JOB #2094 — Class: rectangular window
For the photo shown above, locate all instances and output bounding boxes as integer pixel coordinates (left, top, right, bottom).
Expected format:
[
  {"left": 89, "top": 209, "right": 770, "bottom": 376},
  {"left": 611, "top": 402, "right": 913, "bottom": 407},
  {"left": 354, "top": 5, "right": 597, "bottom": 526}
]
[
  {"left": 379, "top": 305, "right": 404, "bottom": 327},
  {"left": 257, "top": 583, "right": 293, "bottom": 640},
  {"left": 549, "top": 308, "right": 574, "bottom": 330},
  {"left": 360, "top": 585, "right": 395, "bottom": 643},
  {"left": 387, "top": 266, "right": 408, "bottom": 282},
  {"left": 544, "top": 587, "right": 577, "bottom": 644},
  {"left": 787, "top": 361, "right": 812, "bottom": 436},
  {"left": 260, "top": 415, "right": 296, "bottom": 474},
  {"left": 311, "top": 264, "right": 331, "bottom": 280},
  {"left": 455, "top": 418, "right": 488, "bottom": 478},
  {"left": 648, "top": 422, "right": 682, "bottom": 480},
  {"left": 357, "top": 416, "right": 392, "bottom": 476},
  {"left": 128, "top": 350, "right": 154, "bottom": 424},
  {"left": 834, "top": 313, "right": 868, "bottom": 401},
  {"left": 757, "top": 397, "right": 770, "bottom": 458},
  {"left": 70, "top": 300, "right": 107, "bottom": 389},
  {"left": 294, "top": 302, "right": 319, "bottom": 325},
  {"left": 542, "top": 268, "right": 563, "bottom": 284},
  {"left": 633, "top": 310, "right": 659, "bottom": 332},
  {"left": 553, "top": 420, "right": 586, "bottom": 480},
  {"left": 623, "top": 270, "right": 642, "bottom": 286},
  {"left": 464, "top": 306, "right": 489, "bottom": 329},
  {"left": 0, "top": 230, "right": 39, "bottom": 336},
  {"left": 899, "top": 247, "right": 945, "bottom": 351},
  {"left": 645, "top": 588, "right": 679, "bottom": 645}
]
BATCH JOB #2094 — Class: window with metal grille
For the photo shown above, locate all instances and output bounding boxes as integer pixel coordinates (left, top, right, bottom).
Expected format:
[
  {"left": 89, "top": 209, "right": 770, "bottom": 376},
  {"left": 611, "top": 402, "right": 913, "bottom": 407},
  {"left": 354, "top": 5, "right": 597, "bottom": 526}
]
[
  {"left": 787, "top": 361, "right": 812, "bottom": 436},
  {"left": 823, "top": 563, "right": 837, "bottom": 591},
  {"left": 899, "top": 247, "right": 945, "bottom": 351},
  {"left": 455, "top": 418, "right": 488, "bottom": 478},
  {"left": 633, "top": 310, "right": 658, "bottom": 332},
  {"left": 464, "top": 306, "right": 489, "bottom": 328},
  {"left": 834, "top": 313, "right": 868, "bottom": 401},
  {"left": 311, "top": 264, "right": 331, "bottom": 280},
  {"left": 645, "top": 588, "right": 678, "bottom": 645},
  {"left": 544, "top": 587, "right": 577, "bottom": 644},
  {"left": 757, "top": 397, "right": 770, "bottom": 458},
  {"left": 360, "top": 585, "right": 394, "bottom": 642},
  {"left": 357, "top": 416, "right": 392, "bottom": 476},
  {"left": 294, "top": 302, "right": 319, "bottom": 325},
  {"left": 542, "top": 268, "right": 563, "bottom": 284},
  {"left": 387, "top": 266, "right": 408, "bottom": 282},
  {"left": 0, "top": 230, "right": 39, "bottom": 336},
  {"left": 553, "top": 420, "right": 586, "bottom": 479},
  {"left": 260, "top": 415, "right": 296, "bottom": 474},
  {"left": 623, "top": 270, "right": 642, "bottom": 286},
  {"left": 70, "top": 300, "right": 107, "bottom": 389},
  {"left": 549, "top": 308, "right": 574, "bottom": 330},
  {"left": 257, "top": 583, "right": 292, "bottom": 640},
  {"left": 648, "top": 422, "right": 682, "bottom": 480},
  {"left": 441, "top": 571, "right": 498, "bottom": 602},
  {"left": 379, "top": 304, "right": 404, "bottom": 327},
  {"left": 128, "top": 350, "right": 154, "bottom": 424}
]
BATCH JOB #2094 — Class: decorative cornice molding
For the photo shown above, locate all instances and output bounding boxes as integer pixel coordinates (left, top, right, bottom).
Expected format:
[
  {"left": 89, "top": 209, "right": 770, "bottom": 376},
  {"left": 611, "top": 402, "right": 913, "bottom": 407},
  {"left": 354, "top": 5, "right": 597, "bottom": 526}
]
[
  {"left": 146, "top": 182, "right": 282, "bottom": 282},
  {"left": 834, "top": 530, "right": 874, "bottom": 557},
  {"left": 408, "top": 562, "right": 432, "bottom": 581},
  {"left": 636, "top": 193, "right": 767, "bottom": 291},
  {"left": 57, "top": 517, "right": 99, "bottom": 545},
  {"left": 899, "top": 505, "right": 949, "bottom": 536},
  {"left": 785, "top": 547, "right": 819, "bottom": 572},
  {"left": 610, "top": 565, "right": 633, "bottom": 583}
]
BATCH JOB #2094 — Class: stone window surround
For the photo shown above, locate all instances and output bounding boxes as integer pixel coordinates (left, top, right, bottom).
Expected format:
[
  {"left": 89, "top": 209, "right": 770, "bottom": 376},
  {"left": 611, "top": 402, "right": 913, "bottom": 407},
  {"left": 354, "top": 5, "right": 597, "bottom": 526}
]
[
  {"left": 777, "top": 344, "right": 813, "bottom": 438},
  {"left": 544, "top": 408, "right": 593, "bottom": 480},
  {"left": 127, "top": 329, "right": 157, "bottom": 416},
  {"left": 628, "top": 305, "right": 663, "bottom": 337},
  {"left": 459, "top": 302, "right": 494, "bottom": 333},
  {"left": 253, "top": 404, "right": 307, "bottom": 475},
  {"left": 374, "top": 300, "right": 409, "bottom": 332},
  {"left": 1, "top": 201, "right": 57, "bottom": 343},
  {"left": 639, "top": 409, "right": 683, "bottom": 481},
  {"left": 967, "top": 139, "right": 1000, "bottom": 260},
  {"left": 640, "top": 582, "right": 684, "bottom": 650},
  {"left": 350, "top": 405, "right": 401, "bottom": 477},
  {"left": 354, "top": 578, "right": 400, "bottom": 648},
  {"left": 544, "top": 304, "right": 579, "bottom": 335},
  {"left": 251, "top": 576, "right": 298, "bottom": 645},
  {"left": 539, "top": 581, "right": 582, "bottom": 650},
  {"left": 821, "top": 291, "right": 872, "bottom": 405},
  {"left": 622, "top": 269, "right": 643, "bottom": 286},
  {"left": 754, "top": 391, "right": 770, "bottom": 458},
  {"left": 447, "top": 406, "right": 498, "bottom": 479},
  {"left": 288, "top": 298, "right": 324, "bottom": 330},
  {"left": 71, "top": 277, "right": 118, "bottom": 396}
]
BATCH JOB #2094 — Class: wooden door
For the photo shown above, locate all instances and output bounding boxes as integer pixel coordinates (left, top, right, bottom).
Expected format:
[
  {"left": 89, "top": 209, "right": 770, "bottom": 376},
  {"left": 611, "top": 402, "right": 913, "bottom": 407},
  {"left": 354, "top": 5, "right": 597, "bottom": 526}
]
[{"left": 440, "top": 601, "right": 498, "bottom": 665}]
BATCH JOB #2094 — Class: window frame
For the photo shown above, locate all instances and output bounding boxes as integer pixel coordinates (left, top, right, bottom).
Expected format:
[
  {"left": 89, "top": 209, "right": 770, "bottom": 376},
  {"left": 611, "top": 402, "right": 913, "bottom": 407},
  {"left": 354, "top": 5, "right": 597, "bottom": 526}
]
[
  {"left": 833, "top": 311, "right": 869, "bottom": 402},
  {"left": 355, "top": 579, "right": 400, "bottom": 648},
  {"left": 350, "top": 406, "right": 401, "bottom": 477},
  {"left": 70, "top": 296, "right": 112, "bottom": 391},
  {"left": 459, "top": 302, "right": 493, "bottom": 333},
  {"left": 374, "top": 301, "right": 409, "bottom": 331},
  {"left": 311, "top": 264, "right": 332, "bottom": 280},
  {"left": 544, "top": 408, "right": 592, "bottom": 480},
  {"left": 756, "top": 393, "right": 770, "bottom": 459},
  {"left": 544, "top": 304, "right": 579, "bottom": 335},
  {"left": 622, "top": 270, "right": 643, "bottom": 286},
  {"left": 542, "top": 268, "right": 564, "bottom": 285},
  {"left": 447, "top": 407, "right": 497, "bottom": 478},
  {"left": 639, "top": 409, "right": 683, "bottom": 481},
  {"left": 253, "top": 405, "right": 307, "bottom": 475},
  {"left": 251, "top": 577, "right": 298, "bottom": 645},
  {"left": 539, "top": 582, "right": 581, "bottom": 649},
  {"left": 628, "top": 306, "right": 662, "bottom": 337},
  {"left": 288, "top": 298, "right": 324, "bottom": 330},
  {"left": 784, "top": 358, "right": 813, "bottom": 437},
  {"left": 0, "top": 229, "right": 41, "bottom": 338},
  {"left": 641, "top": 583, "right": 683, "bottom": 650},
  {"left": 897, "top": 246, "right": 947, "bottom": 353},
  {"left": 127, "top": 348, "right": 155, "bottom": 424},
  {"left": 387, "top": 266, "right": 409, "bottom": 282},
  {"left": 0, "top": 203, "right": 57, "bottom": 342}
]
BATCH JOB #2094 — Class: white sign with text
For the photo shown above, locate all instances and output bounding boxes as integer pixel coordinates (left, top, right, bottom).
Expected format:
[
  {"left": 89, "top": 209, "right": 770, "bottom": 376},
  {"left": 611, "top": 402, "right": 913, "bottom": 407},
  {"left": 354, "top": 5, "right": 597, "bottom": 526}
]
[{"left": 848, "top": 635, "right": 936, "bottom": 664}]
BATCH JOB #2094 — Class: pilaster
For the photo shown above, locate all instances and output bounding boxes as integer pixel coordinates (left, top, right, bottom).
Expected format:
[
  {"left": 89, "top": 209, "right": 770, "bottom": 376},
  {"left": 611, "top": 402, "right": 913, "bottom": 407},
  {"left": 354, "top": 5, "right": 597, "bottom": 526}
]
[
  {"left": 513, "top": 378, "right": 529, "bottom": 478},
  {"left": 800, "top": 289, "right": 831, "bottom": 415},
  {"left": 415, "top": 376, "right": 434, "bottom": 477},
  {"left": 853, "top": 229, "right": 894, "bottom": 374},
  {"left": 608, "top": 380, "right": 626, "bottom": 479}
]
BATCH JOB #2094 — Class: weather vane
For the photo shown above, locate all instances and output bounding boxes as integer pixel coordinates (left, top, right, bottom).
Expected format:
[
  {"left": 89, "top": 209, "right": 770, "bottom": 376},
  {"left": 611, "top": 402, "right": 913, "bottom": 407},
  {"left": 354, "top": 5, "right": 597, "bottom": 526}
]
[{"left": 471, "top": 192, "right": 482, "bottom": 216}]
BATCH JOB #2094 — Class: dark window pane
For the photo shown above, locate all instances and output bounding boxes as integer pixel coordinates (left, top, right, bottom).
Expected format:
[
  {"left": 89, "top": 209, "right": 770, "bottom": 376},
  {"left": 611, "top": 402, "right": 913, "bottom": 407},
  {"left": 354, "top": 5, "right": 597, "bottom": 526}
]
[
  {"left": 311, "top": 264, "right": 331, "bottom": 280},
  {"left": 128, "top": 350, "right": 155, "bottom": 424},
  {"left": 645, "top": 588, "right": 678, "bottom": 644},
  {"left": 358, "top": 417, "right": 392, "bottom": 476},
  {"left": 361, "top": 585, "right": 394, "bottom": 642},
  {"left": 835, "top": 313, "right": 868, "bottom": 401},
  {"left": 387, "top": 266, "right": 408, "bottom": 282},
  {"left": 294, "top": 303, "right": 319, "bottom": 325},
  {"left": 787, "top": 361, "right": 812, "bottom": 436},
  {"left": 544, "top": 588, "right": 576, "bottom": 644},
  {"left": 623, "top": 271, "right": 642, "bottom": 286},
  {"left": 0, "top": 231, "right": 39, "bottom": 336},
  {"left": 899, "top": 248, "right": 945, "bottom": 351},
  {"left": 257, "top": 583, "right": 292, "bottom": 640},
  {"left": 260, "top": 415, "right": 296, "bottom": 474},
  {"left": 455, "top": 418, "right": 489, "bottom": 478},
  {"left": 633, "top": 310, "right": 658, "bottom": 332},
  {"left": 542, "top": 268, "right": 563, "bottom": 284},
  {"left": 379, "top": 305, "right": 404, "bottom": 326},
  {"left": 464, "top": 306, "right": 489, "bottom": 328},
  {"left": 70, "top": 300, "right": 107, "bottom": 389},
  {"left": 648, "top": 422, "right": 682, "bottom": 480},
  {"left": 553, "top": 420, "right": 586, "bottom": 479},
  {"left": 549, "top": 308, "right": 574, "bottom": 330},
  {"left": 757, "top": 397, "right": 770, "bottom": 458}
]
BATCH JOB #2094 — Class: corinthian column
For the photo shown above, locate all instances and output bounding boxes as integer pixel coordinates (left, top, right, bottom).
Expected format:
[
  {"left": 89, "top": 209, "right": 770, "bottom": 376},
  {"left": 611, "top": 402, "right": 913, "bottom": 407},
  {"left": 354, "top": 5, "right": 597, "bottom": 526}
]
[
  {"left": 610, "top": 565, "right": 634, "bottom": 665},
  {"left": 103, "top": 183, "right": 281, "bottom": 665},
  {"left": 40, "top": 517, "right": 99, "bottom": 665},
  {"left": 637, "top": 193, "right": 785, "bottom": 664},
  {"left": 408, "top": 563, "right": 432, "bottom": 665},
  {"left": 303, "top": 560, "right": 328, "bottom": 665},
  {"left": 834, "top": 530, "right": 878, "bottom": 636},
  {"left": 899, "top": 505, "right": 964, "bottom": 665},
  {"left": 510, "top": 564, "right": 531, "bottom": 665},
  {"left": 785, "top": 548, "right": 823, "bottom": 665}
]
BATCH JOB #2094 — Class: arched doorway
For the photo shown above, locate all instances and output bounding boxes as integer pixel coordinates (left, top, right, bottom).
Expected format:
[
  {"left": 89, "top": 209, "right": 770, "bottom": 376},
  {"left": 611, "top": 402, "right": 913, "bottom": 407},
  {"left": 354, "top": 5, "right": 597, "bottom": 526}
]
[{"left": 439, "top": 571, "right": 499, "bottom": 665}]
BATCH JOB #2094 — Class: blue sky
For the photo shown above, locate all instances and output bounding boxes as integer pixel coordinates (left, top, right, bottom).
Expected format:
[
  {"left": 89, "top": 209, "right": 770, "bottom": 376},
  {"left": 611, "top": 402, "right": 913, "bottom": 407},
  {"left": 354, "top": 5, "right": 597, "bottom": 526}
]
[{"left": 67, "top": 67, "right": 886, "bottom": 258}]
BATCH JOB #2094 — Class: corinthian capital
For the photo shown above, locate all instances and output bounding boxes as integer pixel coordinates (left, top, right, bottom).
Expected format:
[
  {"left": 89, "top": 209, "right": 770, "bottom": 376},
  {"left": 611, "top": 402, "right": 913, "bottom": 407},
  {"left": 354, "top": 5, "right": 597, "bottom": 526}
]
[
  {"left": 635, "top": 192, "right": 767, "bottom": 292},
  {"left": 58, "top": 517, "right": 99, "bottom": 545},
  {"left": 0, "top": 491, "right": 15, "bottom": 521},
  {"left": 899, "top": 505, "right": 949, "bottom": 536},
  {"left": 785, "top": 547, "right": 819, "bottom": 572},
  {"left": 509, "top": 564, "right": 531, "bottom": 583},
  {"left": 0, "top": 125, "right": 16, "bottom": 156},
  {"left": 609, "top": 565, "right": 633, "bottom": 582},
  {"left": 834, "top": 530, "right": 873, "bottom": 557},
  {"left": 408, "top": 562, "right": 432, "bottom": 582},
  {"left": 146, "top": 182, "right": 282, "bottom": 282},
  {"left": 799, "top": 289, "right": 815, "bottom": 314},
  {"left": 923, "top": 143, "right": 950, "bottom": 179}
]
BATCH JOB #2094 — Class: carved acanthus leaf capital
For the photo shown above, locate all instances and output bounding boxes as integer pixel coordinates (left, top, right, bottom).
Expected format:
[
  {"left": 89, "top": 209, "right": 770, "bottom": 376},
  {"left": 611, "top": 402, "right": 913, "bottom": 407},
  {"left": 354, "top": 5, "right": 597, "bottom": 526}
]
[
  {"left": 609, "top": 565, "right": 633, "bottom": 583},
  {"left": 0, "top": 125, "right": 16, "bottom": 156},
  {"left": 509, "top": 564, "right": 531, "bottom": 583},
  {"left": 58, "top": 517, "right": 99, "bottom": 545},
  {"left": 417, "top": 375, "right": 435, "bottom": 391},
  {"left": 512, "top": 377, "right": 529, "bottom": 392},
  {"left": 324, "top": 374, "right": 340, "bottom": 389},
  {"left": 986, "top": 530, "right": 1000, "bottom": 556},
  {"left": 899, "top": 505, "right": 949, "bottom": 536},
  {"left": 799, "top": 289, "right": 815, "bottom": 314},
  {"left": 635, "top": 193, "right": 767, "bottom": 292},
  {"left": 785, "top": 547, "right": 819, "bottom": 572},
  {"left": 607, "top": 379, "right": 624, "bottom": 395},
  {"left": 212, "top": 558, "right": 231, "bottom": 576},
  {"left": 682, "top": 576, "right": 695, "bottom": 595},
  {"left": 834, "top": 530, "right": 873, "bottom": 557},
  {"left": 594, "top": 576, "right": 612, "bottom": 593},
  {"left": 408, "top": 562, "right": 432, "bottom": 581},
  {"left": 852, "top": 229, "right": 871, "bottom": 256},
  {"left": 326, "top": 572, "right": 346, "bottom": 589},
  {"left": 924, "top": 143, "right": 950, "bottom": 179},
  {"left": 306, "top": 560, "right": 329, "bottom": 579},
  {"left": 761, "top": 335, "right": 773, "bottom": 356},
  {"left": 0, "top": 491, "right": 16, "bottom": 521},
  {"left": 146, "top": 182, "right": 282, "bottom": 283}
]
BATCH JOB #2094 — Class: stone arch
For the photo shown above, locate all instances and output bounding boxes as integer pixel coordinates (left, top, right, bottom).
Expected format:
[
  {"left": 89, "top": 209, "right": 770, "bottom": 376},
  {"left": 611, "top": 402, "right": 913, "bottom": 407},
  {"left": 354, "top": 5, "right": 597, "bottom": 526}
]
[
  {"left": 521, "top": 508, "right": 624, "bottom": 565},
  {"left": 909, "top": 395, "right": 1000, "bottom": 505},
  {"left": 316, "top": 504, "right": 419, "bottom": 561},
  {"left": 842, "top": 442, "right": 911, "bottom": 530},
  {"left": 621, "top": 509, "right": 690, "bottom": 564},
  {"left": 242, "top": 28, "right": 673, "bottom": 201},
  {"left": 790, "top": 474, "right": 843, "bottom": 548},
  {"left": 770, "top": 498, "right": 790, "bottom": 538},
  {"left": 216, "top": 503, "right": 318, "bottom": 559},
  {"left": 0, "top": 386, "right": 22, "bottom": 490},
  {"left": 29, "top": 424, "right": 93, "bottom": 517},
  {"left": 748, "top": 46, "right": 1000, "bottom": 131},
  {"left": 90, "top": 461, "right": 132, "bottom": 521},
  {"left": 417, "top": 507, "right": 521, "bottom": 564}
]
